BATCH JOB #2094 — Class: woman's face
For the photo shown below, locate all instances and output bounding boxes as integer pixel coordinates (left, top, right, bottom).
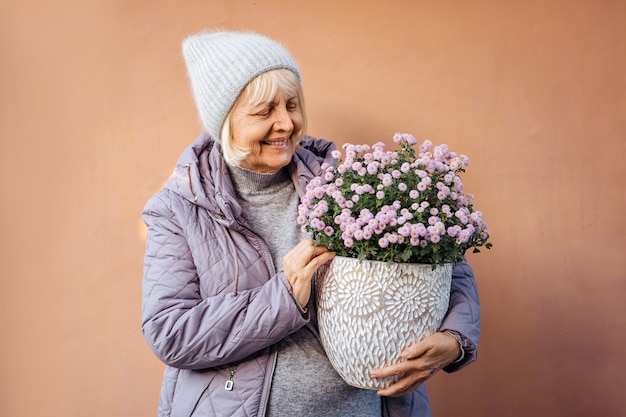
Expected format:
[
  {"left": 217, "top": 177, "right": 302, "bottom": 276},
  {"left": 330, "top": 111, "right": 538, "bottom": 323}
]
[{"left": 229, "top": 87, "right": 303, "bottom": 173}]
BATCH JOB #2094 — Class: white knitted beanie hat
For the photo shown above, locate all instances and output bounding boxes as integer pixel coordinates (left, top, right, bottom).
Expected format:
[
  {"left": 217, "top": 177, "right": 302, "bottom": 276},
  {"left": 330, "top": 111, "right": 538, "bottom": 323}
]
[{"left": 182, "top": 31, "right": 301, "bottom": 141}]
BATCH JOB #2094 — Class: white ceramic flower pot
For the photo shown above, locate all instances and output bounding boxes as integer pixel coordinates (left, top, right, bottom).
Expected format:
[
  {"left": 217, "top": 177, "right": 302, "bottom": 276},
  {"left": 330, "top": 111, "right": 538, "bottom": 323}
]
[{"left": 316, "top": 256, "right": 452, "bottom": 390}]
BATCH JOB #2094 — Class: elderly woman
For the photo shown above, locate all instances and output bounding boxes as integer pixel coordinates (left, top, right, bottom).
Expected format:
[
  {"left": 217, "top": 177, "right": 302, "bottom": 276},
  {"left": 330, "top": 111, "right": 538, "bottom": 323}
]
[{"left": 142, "top": 31, "right": 480, "bottom": 417}]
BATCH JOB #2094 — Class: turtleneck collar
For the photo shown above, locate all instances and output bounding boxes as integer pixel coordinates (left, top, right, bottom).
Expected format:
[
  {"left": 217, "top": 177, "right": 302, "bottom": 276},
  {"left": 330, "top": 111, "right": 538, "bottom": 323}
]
[{"left": 226, "top": 163, "right": 291, "bottom": 196}]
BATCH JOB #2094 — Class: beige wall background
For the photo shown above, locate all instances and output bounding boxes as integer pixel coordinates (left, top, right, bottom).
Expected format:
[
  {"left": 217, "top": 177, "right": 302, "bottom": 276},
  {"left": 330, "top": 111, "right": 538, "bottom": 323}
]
[{"left": 1, "top": 0, "right": 624, "bottom": 416}]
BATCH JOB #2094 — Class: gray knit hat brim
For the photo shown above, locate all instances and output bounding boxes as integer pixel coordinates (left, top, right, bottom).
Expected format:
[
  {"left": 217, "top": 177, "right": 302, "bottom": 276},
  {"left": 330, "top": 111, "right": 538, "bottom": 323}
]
[{"left": 182, "top": 31, "right": 301, "bottom": 141}]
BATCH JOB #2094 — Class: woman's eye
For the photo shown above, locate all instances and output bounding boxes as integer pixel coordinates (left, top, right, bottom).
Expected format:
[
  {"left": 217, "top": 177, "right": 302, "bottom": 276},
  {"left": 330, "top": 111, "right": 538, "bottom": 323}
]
[
  {"left": 256, "top": 107, "right": 272, "bottom": 117},
  {"left": 287, "top": 102, "right": 298, "bottom": 111}
]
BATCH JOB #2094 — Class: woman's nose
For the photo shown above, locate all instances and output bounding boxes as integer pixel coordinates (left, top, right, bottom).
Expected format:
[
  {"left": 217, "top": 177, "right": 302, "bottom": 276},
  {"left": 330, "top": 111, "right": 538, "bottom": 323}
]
[{"left": 273, "top": 106, "right": 294, "bottom": 132}]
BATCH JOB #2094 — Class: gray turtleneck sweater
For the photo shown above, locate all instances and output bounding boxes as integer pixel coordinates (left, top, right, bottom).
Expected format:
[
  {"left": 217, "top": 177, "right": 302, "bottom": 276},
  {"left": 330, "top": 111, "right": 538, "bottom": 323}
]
[{"left": 227, "top": 164, "right": 380, "bottom": 417}]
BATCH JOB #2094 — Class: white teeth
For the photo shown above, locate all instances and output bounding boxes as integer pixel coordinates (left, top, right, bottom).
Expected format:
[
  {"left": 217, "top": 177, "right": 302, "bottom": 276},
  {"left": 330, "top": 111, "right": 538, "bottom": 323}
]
[{"left": 264, "top": 139, "right": 287, "bottom": 146}]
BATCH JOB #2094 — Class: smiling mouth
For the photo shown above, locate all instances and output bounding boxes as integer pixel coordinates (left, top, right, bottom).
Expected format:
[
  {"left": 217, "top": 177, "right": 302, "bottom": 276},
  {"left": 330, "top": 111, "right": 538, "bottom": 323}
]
[{"left": 261, "top": 138, "right": 289, "bottom": 146}]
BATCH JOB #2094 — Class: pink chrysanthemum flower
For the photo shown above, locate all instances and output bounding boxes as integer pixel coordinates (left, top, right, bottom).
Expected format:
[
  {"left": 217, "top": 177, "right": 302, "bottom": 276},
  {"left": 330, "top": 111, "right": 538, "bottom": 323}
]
[{"left": 298, "top": 133, "right": 491, "bottom": 265}]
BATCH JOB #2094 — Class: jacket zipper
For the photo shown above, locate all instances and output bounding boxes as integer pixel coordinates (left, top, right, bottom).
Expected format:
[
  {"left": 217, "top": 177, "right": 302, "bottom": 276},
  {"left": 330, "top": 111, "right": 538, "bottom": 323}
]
[
  {"left": 259, "top": 348, "right": 278, "bottom": 417},
  {"left": 221, "top": 200, "right": 279, "bottom": 415},
  {"left": 224, "top": 368, "right": 236, "bottom": 391}
]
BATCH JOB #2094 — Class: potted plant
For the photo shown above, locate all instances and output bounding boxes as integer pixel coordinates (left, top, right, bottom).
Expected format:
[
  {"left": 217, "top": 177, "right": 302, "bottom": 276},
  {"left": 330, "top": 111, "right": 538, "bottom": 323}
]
[{"left": 297, "top": 133, "right": 491, "bottom": 389}]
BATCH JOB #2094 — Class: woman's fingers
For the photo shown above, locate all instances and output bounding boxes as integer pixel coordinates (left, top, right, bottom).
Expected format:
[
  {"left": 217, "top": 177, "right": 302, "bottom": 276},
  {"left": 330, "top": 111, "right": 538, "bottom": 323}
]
[
  {"left": 284, "top": 240, "right": 335, "bottom": 306},
  {"left": 371, "top": 332, "right": 462, "bottom": 397},
  {"left": 285, "top": 240, "right": 334, "bottom": 271}
]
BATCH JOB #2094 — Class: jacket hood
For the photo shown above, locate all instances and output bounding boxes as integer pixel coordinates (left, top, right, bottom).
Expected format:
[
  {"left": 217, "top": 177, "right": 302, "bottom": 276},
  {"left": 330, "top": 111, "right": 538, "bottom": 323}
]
[{"left": 164, "top": 132, "right": 336, "bottom": 223}]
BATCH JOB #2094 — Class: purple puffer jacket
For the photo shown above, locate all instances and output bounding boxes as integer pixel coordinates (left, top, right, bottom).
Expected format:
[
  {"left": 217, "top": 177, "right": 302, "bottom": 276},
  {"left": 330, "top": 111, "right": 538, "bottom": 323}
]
[{"left": 142, "top": 133, "right": 480, "bottom": 417}]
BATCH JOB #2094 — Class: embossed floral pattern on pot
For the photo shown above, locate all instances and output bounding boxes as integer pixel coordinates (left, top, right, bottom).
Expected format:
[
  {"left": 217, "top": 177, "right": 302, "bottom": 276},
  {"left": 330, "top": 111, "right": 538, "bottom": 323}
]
[
  {"left": 336, "top": 269, "right": 382, "bottom": 317},
  {"left": 316, "top": 256, "right": 452, "bottom": 390}
]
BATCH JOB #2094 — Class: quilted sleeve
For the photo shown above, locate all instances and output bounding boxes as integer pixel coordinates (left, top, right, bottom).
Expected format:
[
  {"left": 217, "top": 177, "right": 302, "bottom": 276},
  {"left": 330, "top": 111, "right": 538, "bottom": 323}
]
[
  {"left": 141, "top": 191, "right": 308, "bottom": 370},
  {"left": 438, "top": 259, "right": 480, "bottom": 372}
]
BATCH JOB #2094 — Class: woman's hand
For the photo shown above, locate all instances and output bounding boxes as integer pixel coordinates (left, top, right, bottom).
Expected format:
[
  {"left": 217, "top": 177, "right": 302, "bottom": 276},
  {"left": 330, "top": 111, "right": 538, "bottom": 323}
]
[
  {"left": 283, "top": 239, "right": 335, "bottom": 307},
  {"left": 371, "top": 331, "right": 461, "bottom": 397}
]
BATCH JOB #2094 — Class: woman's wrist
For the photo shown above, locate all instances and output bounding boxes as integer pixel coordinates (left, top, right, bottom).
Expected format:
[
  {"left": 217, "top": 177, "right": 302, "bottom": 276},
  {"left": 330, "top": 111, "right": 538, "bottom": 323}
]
[{"left": 291, "top": 294, "right": 308, "bottom": 316}]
